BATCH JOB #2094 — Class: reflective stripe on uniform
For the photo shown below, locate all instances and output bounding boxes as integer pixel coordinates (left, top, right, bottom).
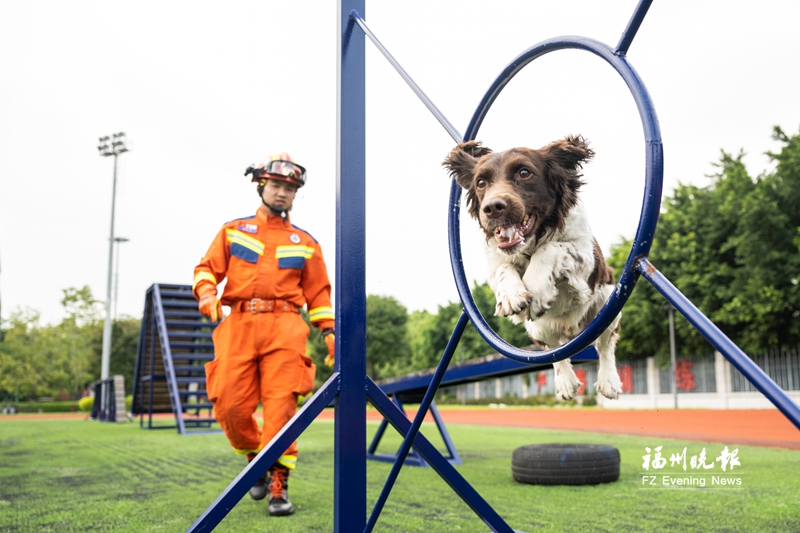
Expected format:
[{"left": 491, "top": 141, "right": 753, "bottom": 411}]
[
  {"left": 275, "top": 245, "right": 314, "bottom": 259},
  {"left": 277, "top": 454, "right": 297, "bottom": 470},
  {"left": 234, "top": 447, "right": 263, "bottom": 457},
  {"left": 308, "top": 306, "right": 335, "bottom": 322},
  {"left": 192, "top": 271, "right": 217, "bottom": 290},
  {"left": 225, "top": 228, "right": 265, "bottom": 256}
]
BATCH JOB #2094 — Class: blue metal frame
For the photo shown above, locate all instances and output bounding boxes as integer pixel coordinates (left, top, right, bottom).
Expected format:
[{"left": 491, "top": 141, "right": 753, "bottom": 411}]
[
  {"left": 187, "top": 1, "right": 799, "bottom": 531},
  {"left": 335, "top": 2, "right": 368, "bottom": 531},
  {"left": 152, "top": 286, "right": 187, "bottom": 434},
  {"left": 379, "top": 345, "right": 598, "bottom": 401},
  {"left": 367, "top": 397, "right": 462, "bottom": 468},
  {"left": 370, "top": 346, "right": 598, "bottom": 466}
]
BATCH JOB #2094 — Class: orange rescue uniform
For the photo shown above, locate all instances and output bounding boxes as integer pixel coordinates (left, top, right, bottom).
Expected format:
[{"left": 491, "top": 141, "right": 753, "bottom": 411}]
[{"left": 193, "top": 208, "right": 334, "bottom": 469}]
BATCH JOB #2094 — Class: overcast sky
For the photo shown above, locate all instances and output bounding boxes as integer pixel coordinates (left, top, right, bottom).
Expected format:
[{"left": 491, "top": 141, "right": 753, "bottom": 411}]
[{"left": 1, "top": 1, "right": 799, "bottom": 325}]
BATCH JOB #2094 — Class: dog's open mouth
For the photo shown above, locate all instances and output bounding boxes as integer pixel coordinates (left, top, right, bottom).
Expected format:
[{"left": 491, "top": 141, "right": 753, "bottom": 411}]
[{"left": 494, "top": 214, "right": 535, "bottom": 250}]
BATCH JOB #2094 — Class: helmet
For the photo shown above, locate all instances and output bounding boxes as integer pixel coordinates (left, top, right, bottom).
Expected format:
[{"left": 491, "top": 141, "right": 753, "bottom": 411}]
[{"left": 244, "top": 152, "right": 307, "bottom": 188}]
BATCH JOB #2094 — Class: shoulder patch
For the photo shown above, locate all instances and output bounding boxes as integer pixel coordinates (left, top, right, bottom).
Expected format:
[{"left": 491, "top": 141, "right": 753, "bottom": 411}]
[
  {"left": 291, "top": 224, "right": 318, "bottom": 243},
  {"left": 238, "top": 223, "right": 259, "bottom": 234}
]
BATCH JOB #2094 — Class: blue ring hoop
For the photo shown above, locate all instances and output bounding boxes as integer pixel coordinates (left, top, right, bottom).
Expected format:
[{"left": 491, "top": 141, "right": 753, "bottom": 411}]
[{"left": 449, "top": 36, "right": 664, "bottom": 365}]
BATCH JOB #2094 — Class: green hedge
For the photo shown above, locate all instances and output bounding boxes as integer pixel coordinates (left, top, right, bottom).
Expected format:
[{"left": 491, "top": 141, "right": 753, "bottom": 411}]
[
  {"left": 436, "top": 394, "right": 599, "bottom": 407},
  {"left": 5, "top": 401, "right": 81, "bottom": 413}
]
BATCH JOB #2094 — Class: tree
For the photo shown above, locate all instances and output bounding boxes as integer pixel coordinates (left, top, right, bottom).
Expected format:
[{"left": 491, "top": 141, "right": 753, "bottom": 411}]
[
  {"left": 406, "top": 282, "right": 532, "bottom": 374},
  {"left": 366, "top": 295, "right": 412, "bottom": 379},
  {"left": 59, "top": 286, "right": 102, "bottom": 398},
  {"left": 608, "top": 126, "right": 800, "bottom": 362},
  {"left": 0, "top": 286, "right": 141, "bottom": 400},
  {"left": 108, "top": 318, "right": 142, "bottom": 395},
  {"left": 0, "top": 308, "right": 46, "bottom": 401}
]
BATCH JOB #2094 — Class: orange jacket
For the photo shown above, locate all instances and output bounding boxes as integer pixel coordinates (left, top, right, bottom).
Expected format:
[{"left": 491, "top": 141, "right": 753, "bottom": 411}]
[{"left": 193, "top": 209, "right": 334, "bottom": 331}]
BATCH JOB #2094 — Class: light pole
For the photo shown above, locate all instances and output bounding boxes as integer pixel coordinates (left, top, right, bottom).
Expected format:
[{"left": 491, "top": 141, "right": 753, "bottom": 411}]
[
  {"left": 664, "top": 302, "right": 678, "bottom": 409},
  {"left": 98, "top": 133, "right": 129, "bottom": 381},
  {"left": 113, "top": 237, "right": 130, "bottom": 321}
]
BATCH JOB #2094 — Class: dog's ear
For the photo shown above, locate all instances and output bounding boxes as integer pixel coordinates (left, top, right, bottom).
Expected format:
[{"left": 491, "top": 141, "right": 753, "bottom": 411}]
[
  {"left": 542, "top": 135, "right": 593, "bottom": 213},
  {"left": 542, "top": 135, "right": 594, "bottom": 170},
  {"left": 442, "top": 141, "right": 492, "bottom": 189}
]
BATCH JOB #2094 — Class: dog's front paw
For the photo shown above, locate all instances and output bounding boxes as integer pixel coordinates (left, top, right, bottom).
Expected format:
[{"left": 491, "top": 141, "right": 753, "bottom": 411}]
[
  {"left": 554, "top": 368, "right": 581, "bottom": 401},
  {"left": 526, "top": 296, "right": 555, "bottom": 320},
  {"left": 494, "top": 290, "right": 533, "bottom": 317},
  {"left": 595, "top": 367, "right": 623, "bottom": 400}
]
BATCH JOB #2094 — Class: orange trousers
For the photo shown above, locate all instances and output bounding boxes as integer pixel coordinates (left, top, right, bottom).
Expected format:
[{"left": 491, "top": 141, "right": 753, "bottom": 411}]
[{"left": 205, "top": 310, "right": 316, "bottom": 468}]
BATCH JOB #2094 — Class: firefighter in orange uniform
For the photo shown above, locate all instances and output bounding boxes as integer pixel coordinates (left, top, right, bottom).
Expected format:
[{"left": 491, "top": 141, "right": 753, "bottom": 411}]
[{"left": 192, "top": 153, "right": 335, "bottom": 517}]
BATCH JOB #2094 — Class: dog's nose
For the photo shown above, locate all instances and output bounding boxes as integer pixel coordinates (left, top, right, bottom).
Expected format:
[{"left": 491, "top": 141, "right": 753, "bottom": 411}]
[{"left": 482, "top": 198, "right": 507, "bottom": 218}]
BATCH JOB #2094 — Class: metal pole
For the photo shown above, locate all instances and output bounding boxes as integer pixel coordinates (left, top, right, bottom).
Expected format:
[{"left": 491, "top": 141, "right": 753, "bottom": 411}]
[
  {"left": 113, "top": 239, "right": 120, "bottom": 321},
  {"left": 100, "top": 153, "right": 118, "bottom": 380},
  {"left": 335, "top": 3, "right": 367, "bottom": 531},
  {"left": 113, "top": 237, "right": 129, "bottom": 321},
  {"left": 668, "top": 305, "right": 677, "bottom": 408}
]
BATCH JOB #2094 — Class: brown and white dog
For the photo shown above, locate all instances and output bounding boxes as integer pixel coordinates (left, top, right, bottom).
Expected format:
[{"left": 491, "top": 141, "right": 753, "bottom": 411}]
[{"left": 443, "top": 136, "right": 623, "bottom": 400}]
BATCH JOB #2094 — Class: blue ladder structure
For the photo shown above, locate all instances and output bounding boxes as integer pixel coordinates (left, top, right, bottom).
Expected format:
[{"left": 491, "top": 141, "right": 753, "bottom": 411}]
[
  {"left": 131, "top": 283, "right": 221, "bottom": 435},
  {"left": 187, "top": 2, "right": 800, "bottom": 532}
]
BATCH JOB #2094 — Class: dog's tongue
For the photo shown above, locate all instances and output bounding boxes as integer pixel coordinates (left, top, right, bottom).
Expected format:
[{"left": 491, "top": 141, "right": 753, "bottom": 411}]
[{"left": 495, "top": 225, "right": 522, "bottom": 249}]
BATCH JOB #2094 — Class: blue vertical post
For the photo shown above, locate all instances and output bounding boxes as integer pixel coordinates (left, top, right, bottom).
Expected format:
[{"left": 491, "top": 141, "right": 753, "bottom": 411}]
[{"left": 336, "top": 2, "right": 367, "bottom": 532}]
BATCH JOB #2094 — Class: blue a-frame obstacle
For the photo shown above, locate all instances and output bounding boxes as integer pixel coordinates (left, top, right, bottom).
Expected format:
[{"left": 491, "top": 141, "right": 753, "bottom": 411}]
[{"left": 187, "top": 1, "right": 800, "bottom": 532}]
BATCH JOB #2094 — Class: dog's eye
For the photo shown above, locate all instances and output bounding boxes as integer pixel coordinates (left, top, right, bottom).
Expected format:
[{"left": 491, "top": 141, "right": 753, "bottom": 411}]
[
  {"left": 517, "top": 168, "right": 532, "bottom": 179},
  {"left": 476, "top": 178, "right": 487, "bottom": 189}
]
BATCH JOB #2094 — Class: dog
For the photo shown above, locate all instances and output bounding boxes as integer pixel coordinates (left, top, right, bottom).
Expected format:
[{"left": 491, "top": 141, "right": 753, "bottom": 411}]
[{"left": 443, "top": 135, "right": 623, "bottom": 400}]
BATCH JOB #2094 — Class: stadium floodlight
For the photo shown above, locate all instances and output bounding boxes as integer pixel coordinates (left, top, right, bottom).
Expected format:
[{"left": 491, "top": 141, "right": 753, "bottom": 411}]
[
  {"left": 98, "top": 132, "right": 130, "bottom": 381},
  {"left": 97, "top": 136, "right": 112, "bottom": 156}
]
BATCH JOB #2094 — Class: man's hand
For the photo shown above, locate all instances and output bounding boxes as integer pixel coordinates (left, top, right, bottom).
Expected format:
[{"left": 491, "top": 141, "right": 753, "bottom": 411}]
[
  {"left": 324, "top": 331, "right": 335, "bottom": 367},
  {"left": 198, "top": 293, "right": 222, "bottom": 322}
]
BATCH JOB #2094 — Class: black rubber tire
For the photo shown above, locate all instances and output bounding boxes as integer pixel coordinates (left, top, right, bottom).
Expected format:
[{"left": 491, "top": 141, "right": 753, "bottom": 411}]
[{"left": 511, "top": 444, "right": 620, "bottom": 485}]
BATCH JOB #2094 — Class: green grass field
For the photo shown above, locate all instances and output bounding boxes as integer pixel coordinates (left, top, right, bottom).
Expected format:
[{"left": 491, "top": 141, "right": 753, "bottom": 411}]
[{"left": 1, "top": 415, "right": 799, "bottom": 532}]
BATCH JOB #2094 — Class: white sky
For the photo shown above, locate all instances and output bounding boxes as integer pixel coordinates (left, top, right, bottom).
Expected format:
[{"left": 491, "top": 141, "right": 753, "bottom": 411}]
[{"left": 1, "top": 1, "right": 799, "bottom": 325}]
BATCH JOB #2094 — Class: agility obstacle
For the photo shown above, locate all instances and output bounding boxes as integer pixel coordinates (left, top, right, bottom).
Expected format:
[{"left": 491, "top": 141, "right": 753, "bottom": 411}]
[
  {"left": 131, "top": 284, "right": 221, "bottom": 435},
  {"left": 370, "top": 346, "right": 599, "bottom": 467},
  {"left": 187, "top": 1, "right": 800, "bottom": 531}
]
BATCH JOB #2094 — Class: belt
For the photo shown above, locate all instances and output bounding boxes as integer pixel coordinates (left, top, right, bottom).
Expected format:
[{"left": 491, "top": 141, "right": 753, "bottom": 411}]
[{"left": 233, "top": 298, "right": 300, "bottom": 314}]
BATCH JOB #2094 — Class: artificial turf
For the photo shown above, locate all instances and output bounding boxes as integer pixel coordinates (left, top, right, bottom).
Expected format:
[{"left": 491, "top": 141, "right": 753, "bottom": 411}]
[{"left": 0, "top": 414, "right": 798, "bottom": 532}]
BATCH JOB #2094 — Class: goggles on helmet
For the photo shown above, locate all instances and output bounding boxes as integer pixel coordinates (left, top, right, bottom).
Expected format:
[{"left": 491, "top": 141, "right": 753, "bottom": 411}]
[{"left": 245, "top": 160, "right": 307, "bottom": 188}]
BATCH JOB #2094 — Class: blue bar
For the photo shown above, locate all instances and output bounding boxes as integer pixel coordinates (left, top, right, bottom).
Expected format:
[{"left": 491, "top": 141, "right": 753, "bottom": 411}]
[
  {"left": 636, "top": 258, "right": 800, "bottom": 431},
  {"left": 152, "top": 285, "right": 186, "bottom": 435},
  {"left": 365, "top": 312, "right": 471, "bottom": 533},
  {"left": 336, "top": 4, "right": 368, "bottom": 533},
  {"left": 185, "top": 375, "right": 340, "bottom": 532},
  {"left": 615, "top": 0, "right": 654, "bottom": 56},
  {"left": 350, "top": 11, "right": 463, "bottom": 143},
  {"left": 366, "top": 379, "right": 517, "bottom": 533},
  {"left": 367, "top": 399, "right": 461, "bottom": 467},
  {"left": 428, "top": 401, "right": 462, "bottom": 465},
  {"left": 379, "top": 345, "right": 598, "bottom": 398}
]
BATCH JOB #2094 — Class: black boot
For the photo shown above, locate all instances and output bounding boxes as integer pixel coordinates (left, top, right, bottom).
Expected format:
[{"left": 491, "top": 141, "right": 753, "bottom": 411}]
[
  {"left": 249, "top": 471, "right": 269, "bottom": 501},
  {"left": 267, "top": 466, "right": 295, "bottom": 516}
]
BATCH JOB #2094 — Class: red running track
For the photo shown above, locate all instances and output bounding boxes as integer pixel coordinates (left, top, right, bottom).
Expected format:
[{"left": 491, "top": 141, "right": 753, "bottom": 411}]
[
  {"left": 318, "top": 408, "right": 800, "bottom": 450},
  {"left": 6, "top": 408, "right": 799, "bottom": 449}
]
